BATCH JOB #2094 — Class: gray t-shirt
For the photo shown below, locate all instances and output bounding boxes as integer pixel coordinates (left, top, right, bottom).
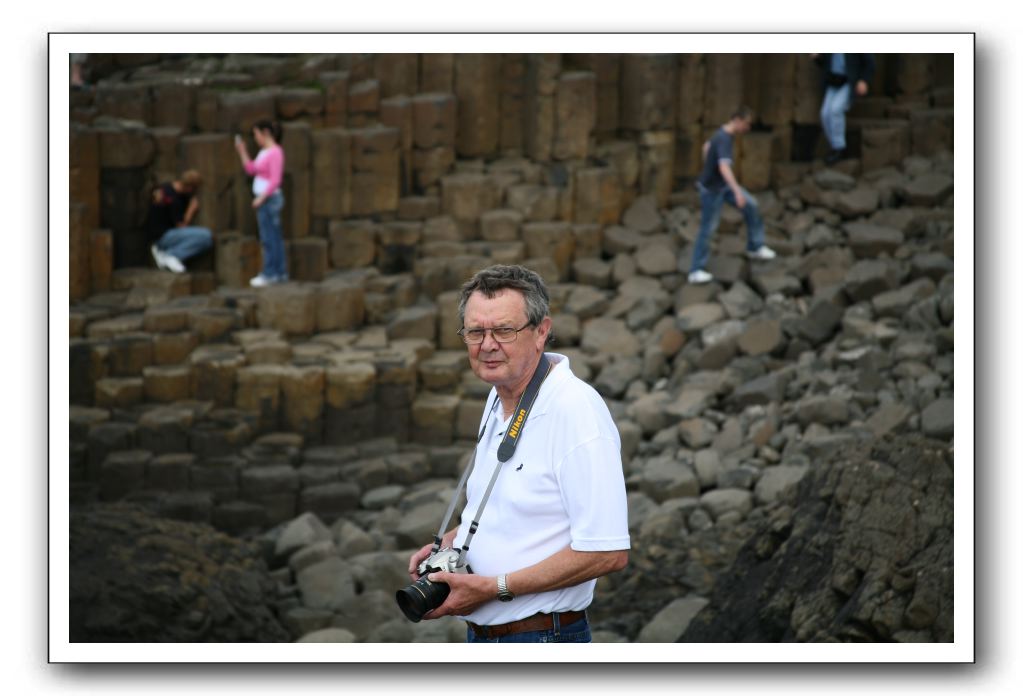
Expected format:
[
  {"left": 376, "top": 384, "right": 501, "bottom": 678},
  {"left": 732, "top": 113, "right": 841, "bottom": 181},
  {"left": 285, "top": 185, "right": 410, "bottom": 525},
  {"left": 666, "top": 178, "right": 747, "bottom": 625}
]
[{"left": 697, "top": 127, "right": 734, "bottom": 193}]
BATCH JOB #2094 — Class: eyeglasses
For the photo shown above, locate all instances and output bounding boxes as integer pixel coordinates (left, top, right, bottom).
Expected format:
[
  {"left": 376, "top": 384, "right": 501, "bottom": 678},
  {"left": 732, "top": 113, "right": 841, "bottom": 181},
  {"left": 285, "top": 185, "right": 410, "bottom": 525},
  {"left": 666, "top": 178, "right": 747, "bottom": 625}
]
[{"left": 457, "top": 322, "right": 533, "bottom": 345}]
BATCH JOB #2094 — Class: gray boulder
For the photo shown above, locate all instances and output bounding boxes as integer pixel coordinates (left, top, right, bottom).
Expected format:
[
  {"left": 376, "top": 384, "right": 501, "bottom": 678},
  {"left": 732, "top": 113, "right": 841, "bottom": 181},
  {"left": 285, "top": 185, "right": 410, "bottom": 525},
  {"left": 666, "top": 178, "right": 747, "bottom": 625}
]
[
  {"left": 834, "top": 187, "right": 880, "bottom": 218},
  {"left": 732, "top": 371, "right": 792, "bottom": 408},
  {"left": 580, "top": 317, "right": 642, "bottom": 356},
  {"left": 872, "top": 278, "right": 937, "bottom": 318},
  {"left": 921, "top": 399, "right": 954, "bottom": 440},
  {"left": 700, "top": 488, "right": 754, "bottom": 520},
  {"left": 718, "top": 281, "right": 765, "bottom": 319},
  {"left": 677, "top": 303, "right": 726, "bottom": 333},
  {"left": 636, "top": 597, "right": 710, "bottom": 642},
  {"left": 665, "top": 389, "right": 715, "bottom": 420},
  {"left": 814, "top": 168, "right": 856, "bottom": 191},
  {"left": 844, "top": 259, "right": 902, "bottom": 302},
  {"left": 274, "top": 512, "right": 332, "bottom": 561},
  {"left": 289, "top": 539, "right": 339, "bottom": 575},
  {"left": 393, "top": 500, "right": 448, "bottom": 548},
  {"left": 639, "top": 457, "right": 701, "bottom": 503},
  {"left": 844, "top": 222, "right": 905, "bottom": 258},
  {"left": 795, "top": 395, "right": 851, "bottom": 427},
  {"left": 901, "top": 173, "right": 953, "bottom": 206},
  {"left": 754, "top": 465, "right": 809, "bottom": 505},
  {"left": 296, "top": 557, "right": 357, "bottom": 611},
  {"left": 797, "top": 299, "right": 843, "bottom": 346}
]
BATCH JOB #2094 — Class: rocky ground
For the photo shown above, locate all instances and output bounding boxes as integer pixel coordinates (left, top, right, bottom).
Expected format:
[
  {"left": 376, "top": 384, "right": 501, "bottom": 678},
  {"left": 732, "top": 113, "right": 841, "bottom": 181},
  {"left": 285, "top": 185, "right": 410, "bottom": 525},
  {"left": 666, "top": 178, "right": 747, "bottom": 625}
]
[
  {"left": 70, "top": 503, "right": 290, "bottom": 642},
  {"left": 69, "top": 142, "right": 954, "bottom": 642}
]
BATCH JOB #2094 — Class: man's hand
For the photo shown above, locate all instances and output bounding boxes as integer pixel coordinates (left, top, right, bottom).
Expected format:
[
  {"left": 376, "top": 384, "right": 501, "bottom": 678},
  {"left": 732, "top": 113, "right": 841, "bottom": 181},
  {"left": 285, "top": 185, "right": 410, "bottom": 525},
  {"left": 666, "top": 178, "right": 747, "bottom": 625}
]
[
  {"left": 855, "top": 79, "right": 869, "bottom": 97},
  {"left": 733, "top": 188, "right": 747, "bottom": 209},
  {"left": 251, "top": 195, "right": 266, "bottom": 209},
  {"left": 719, "top": 162, "right": 745, "bottom": 209},
  {"left": 407, "top": 543, "right": 434, "bottom": 581},
  {"left": 420, "top": 572, "right": 495, "bottom": 620}
]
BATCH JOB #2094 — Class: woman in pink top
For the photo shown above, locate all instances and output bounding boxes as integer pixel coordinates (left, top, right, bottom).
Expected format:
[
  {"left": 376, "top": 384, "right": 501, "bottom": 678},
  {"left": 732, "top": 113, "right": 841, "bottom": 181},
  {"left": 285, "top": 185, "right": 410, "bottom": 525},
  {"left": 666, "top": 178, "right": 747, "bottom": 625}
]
[{"left": 235, "top": 120, "right": 287, "bottom": 287}]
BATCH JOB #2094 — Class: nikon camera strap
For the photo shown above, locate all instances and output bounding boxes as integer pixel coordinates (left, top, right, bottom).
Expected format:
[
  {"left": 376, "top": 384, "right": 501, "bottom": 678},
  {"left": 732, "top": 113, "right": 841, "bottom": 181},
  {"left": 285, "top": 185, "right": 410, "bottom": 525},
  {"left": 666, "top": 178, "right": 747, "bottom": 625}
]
[{"left": 428, "top": 353, "right": 553, "bottom": 563}]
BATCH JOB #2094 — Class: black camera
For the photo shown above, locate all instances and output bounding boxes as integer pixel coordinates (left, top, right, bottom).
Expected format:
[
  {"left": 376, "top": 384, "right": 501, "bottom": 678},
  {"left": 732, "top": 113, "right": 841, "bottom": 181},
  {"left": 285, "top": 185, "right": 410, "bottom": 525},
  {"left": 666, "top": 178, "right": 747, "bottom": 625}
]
[{"left": 396, "top": 547, "right": 471, "bottom": 623}]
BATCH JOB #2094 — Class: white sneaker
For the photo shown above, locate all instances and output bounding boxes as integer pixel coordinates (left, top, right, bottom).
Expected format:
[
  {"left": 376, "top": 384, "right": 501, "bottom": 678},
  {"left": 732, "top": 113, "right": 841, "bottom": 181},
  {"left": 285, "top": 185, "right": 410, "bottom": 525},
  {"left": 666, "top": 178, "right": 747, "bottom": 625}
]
[
  {"left": 747, "top": 245, "right": 777, "bottom": 260},
  {"left": 163, "top": 254, "right": 185, "bottom": 273},
  {"left": 688, "top": 269, "right": 715, "bottom": 284},
  {"left": 249, "top": 274, "right": 271, "bottom": 288},
  {"left": 151, "top": 244, "right": 168, "bottom": 270}
]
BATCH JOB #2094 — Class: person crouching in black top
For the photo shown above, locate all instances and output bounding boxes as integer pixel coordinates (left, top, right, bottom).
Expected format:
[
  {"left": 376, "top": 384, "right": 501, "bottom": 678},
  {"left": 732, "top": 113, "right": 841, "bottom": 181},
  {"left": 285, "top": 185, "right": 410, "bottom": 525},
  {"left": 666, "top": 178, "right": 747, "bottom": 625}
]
[{"left": 146, "top": 169, "right": 213, "bottom": 274}]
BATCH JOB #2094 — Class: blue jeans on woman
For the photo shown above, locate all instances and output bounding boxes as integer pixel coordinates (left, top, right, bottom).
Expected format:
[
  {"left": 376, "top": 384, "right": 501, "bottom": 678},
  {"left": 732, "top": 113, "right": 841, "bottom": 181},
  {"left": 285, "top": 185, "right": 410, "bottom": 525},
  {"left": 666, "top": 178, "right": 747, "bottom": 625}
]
[
  {"left": 688, "top": 183, "right": 765, "bottom": 274},
  {"left": 820, "top": 83, "right": 852, "bottom": 151},
  {"left": 465, "top": 614, "right": 592, "bottom": 643},
  {"left": 256, "top": 190, "right": 287, "bottom": 281},
  {"left": 156, "top": 226, "right": 212, "bottom": 261}
]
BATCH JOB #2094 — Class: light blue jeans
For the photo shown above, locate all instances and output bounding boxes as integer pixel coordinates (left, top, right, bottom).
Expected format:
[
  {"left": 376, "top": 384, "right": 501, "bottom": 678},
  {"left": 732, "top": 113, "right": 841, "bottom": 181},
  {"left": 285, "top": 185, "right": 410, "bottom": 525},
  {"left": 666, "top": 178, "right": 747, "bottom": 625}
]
[
  {"left": 466, "top": 614, "right": 592, "bottom": 643},
  {"left": 156, "top": 226, "right": 213, "bottom": 261},
  {"left": 689, "top": 184, "right": 765, "bottom": 274},
  {"left": 256, "top": 190, "right": 287, "bottom": 280},
  {"left": 820, "top": 83, "right": 852, "bottom": 150}
]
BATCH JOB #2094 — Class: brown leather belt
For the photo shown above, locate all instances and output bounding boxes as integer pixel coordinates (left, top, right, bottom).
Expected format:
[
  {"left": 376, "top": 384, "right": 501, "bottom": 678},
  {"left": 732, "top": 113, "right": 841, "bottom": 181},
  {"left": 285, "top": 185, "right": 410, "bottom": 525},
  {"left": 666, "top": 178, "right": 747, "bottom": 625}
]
[{"left": 468, "top": 610, "right": 586, "bottom": 640}]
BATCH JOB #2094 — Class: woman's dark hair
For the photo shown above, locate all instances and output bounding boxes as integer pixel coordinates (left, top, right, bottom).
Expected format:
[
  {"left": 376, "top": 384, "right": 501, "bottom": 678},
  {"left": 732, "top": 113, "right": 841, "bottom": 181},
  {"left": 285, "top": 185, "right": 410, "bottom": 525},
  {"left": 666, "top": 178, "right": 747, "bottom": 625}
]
[{"left": 253, "top": 119, "right": 284, "bottom": 144}]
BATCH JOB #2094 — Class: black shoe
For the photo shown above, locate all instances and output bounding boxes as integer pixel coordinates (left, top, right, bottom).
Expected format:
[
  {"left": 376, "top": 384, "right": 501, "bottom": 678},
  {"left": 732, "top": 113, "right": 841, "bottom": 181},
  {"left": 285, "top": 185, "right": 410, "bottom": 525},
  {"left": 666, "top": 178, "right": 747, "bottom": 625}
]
[{"left": 825, "top": 148, "right": 845, "bottom": 165}]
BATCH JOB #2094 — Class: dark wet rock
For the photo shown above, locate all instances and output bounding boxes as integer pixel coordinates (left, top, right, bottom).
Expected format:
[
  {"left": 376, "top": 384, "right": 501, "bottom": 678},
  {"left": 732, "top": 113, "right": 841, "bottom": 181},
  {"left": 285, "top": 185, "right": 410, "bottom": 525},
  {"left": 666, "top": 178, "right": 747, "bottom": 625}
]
[
  {"left": 70, "top": 503, "right": 290, "bottom": 642},
  {"left": 680, "top": 434, "right": 953, "bottom": 642}
]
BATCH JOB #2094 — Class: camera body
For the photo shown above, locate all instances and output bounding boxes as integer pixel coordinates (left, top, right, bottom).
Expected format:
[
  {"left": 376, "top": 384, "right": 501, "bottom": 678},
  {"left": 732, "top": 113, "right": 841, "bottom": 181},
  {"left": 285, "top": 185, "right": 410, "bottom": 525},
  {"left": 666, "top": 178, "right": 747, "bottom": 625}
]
[
  {"left": 396, "top": 547, "right": 472, "bottom": 623},
  {"left": 416, "top": 547, "right": 465, "bottom": 576}
]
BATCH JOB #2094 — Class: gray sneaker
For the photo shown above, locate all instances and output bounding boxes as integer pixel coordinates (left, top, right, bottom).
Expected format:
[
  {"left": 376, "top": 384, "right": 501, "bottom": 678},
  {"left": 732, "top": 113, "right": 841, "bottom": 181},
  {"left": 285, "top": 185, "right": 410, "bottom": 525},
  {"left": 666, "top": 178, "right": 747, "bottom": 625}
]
[
  {"left": 163, "top": 254, "right": 185, "bottom": 273},
  {"left": 687, "top": 269, "right": 714, "bottom": 284},
  {"left": 747, "top": 246, "right": 777, "bottom": 261},
  {"left": 151, "top": 244, "right": 168, "bottom": 270}
]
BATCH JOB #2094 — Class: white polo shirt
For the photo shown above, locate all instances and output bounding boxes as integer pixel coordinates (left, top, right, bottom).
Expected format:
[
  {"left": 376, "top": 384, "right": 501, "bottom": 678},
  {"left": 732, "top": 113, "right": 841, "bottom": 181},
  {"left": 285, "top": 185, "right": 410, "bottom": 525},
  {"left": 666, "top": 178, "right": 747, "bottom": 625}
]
[{"left": 453, "top": 352, "right": 631, "bottom": 626}]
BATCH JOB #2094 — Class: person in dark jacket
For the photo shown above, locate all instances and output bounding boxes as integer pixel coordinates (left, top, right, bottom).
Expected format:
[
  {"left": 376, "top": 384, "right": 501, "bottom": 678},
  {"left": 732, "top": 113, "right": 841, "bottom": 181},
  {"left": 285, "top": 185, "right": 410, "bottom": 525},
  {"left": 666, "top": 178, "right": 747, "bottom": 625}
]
[
  {"left": 812, "top": 53, "right": 877, "bottom": 164},
  {"left": 146, "top": 169, "right": 213, "bottom": 274}
]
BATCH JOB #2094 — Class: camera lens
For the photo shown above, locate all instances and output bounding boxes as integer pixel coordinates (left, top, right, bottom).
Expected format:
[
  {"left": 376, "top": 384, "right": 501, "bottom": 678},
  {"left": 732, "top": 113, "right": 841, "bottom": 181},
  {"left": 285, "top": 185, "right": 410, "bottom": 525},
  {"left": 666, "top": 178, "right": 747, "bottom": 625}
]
[{"left": 395, "top": 575, "right": 450, "bottom": 623}]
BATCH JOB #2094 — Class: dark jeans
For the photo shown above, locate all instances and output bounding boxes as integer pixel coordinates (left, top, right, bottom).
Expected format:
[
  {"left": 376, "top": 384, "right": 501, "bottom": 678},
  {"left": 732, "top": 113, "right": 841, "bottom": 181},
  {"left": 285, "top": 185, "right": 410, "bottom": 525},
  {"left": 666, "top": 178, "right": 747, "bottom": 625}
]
[
  {"left": 156, "top": 226, "right": 212, "bottom": 261},
  {"left": 688, "top": 183, "right": 765, "bottom": 273},
  {"left": 256, "top": 190, "right": 287, "bottom": 280}
]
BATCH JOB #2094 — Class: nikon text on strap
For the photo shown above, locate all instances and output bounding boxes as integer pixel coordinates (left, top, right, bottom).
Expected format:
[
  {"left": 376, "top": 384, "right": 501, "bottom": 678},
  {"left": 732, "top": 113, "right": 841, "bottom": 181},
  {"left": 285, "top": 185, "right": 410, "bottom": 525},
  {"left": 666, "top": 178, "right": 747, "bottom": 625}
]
[
  {"left": 497, "top": 352, "right": 552, "bottom": 463},
  {"left": 428, "top": 353, "right": 554, "bottom": 563},
  {"left": 456, "top": 353, "right": 553, "bottom": 565}
]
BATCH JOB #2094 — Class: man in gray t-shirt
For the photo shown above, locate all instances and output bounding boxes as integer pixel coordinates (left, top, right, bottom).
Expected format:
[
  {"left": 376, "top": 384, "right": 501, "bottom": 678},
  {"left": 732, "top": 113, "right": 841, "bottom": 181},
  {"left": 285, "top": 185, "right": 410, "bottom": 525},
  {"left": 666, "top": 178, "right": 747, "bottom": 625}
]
[{"left": 685, "top": 106, "right": 776, "bottom": 285}]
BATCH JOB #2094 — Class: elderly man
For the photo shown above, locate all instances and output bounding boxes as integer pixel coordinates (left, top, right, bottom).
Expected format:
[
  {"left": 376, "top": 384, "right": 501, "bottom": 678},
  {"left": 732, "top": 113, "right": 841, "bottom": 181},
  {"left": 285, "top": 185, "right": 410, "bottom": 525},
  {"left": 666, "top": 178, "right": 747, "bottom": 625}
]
[{"left": 406, "top": 264, "right": 630, "bottom": 643}]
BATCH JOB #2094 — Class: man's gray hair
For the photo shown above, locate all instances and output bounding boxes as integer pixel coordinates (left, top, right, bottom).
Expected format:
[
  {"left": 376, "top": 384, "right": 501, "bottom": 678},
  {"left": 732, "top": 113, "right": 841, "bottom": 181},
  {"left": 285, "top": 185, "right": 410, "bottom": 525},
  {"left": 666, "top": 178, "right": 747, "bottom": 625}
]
[{"left": 457, "top": 264, "right": 551, "bottom": 333}]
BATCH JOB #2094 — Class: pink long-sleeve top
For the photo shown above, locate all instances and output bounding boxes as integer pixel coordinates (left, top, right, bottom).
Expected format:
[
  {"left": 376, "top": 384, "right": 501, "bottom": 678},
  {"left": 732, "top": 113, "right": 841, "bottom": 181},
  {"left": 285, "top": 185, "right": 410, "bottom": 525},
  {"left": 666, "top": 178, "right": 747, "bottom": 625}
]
[{"left": 245, "top": 145, "right": 285, "bottom": 198}]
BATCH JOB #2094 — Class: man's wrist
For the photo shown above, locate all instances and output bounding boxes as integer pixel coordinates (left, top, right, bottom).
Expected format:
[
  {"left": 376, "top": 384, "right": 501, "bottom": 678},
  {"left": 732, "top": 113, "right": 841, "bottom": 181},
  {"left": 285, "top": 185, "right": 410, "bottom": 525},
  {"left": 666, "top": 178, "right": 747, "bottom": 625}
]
[{"left": 496, "top": 573, "right": 515, "bottom": 602}]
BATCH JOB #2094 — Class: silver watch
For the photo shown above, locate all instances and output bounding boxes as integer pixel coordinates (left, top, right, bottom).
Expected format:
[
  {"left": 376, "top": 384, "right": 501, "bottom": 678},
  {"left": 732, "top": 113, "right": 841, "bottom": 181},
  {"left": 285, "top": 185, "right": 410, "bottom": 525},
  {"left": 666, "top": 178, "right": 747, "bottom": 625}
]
[{"left": 496, "top": 574, "right": 515, "bottom": 602}]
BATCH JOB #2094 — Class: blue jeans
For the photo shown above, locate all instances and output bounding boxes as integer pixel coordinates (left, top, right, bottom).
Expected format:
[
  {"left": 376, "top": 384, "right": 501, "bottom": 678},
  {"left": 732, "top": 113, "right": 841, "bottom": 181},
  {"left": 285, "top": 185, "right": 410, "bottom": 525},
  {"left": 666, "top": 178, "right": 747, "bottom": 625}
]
[
  {"left": 820, "top": 83, "right": 852, "bottom": 150},
  {"left": 689, "top": 184, "right": 765, "bottom": 273},
  {"left": 466, "top": 614, "right": 592, "bottom": 643},
  {"left": 256, "top": 190, "right": 287, "bottom": 280},
  {"left": 156, "top": 226, "right": 212, "bottom": 261}
]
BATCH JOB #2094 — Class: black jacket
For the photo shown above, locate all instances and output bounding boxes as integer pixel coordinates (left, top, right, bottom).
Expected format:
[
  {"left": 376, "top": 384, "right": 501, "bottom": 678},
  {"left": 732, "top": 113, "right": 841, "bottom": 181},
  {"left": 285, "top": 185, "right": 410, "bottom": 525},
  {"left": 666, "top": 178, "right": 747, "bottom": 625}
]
[{"left": 815, "top": 53, "right": 876, "bottom": 90}]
